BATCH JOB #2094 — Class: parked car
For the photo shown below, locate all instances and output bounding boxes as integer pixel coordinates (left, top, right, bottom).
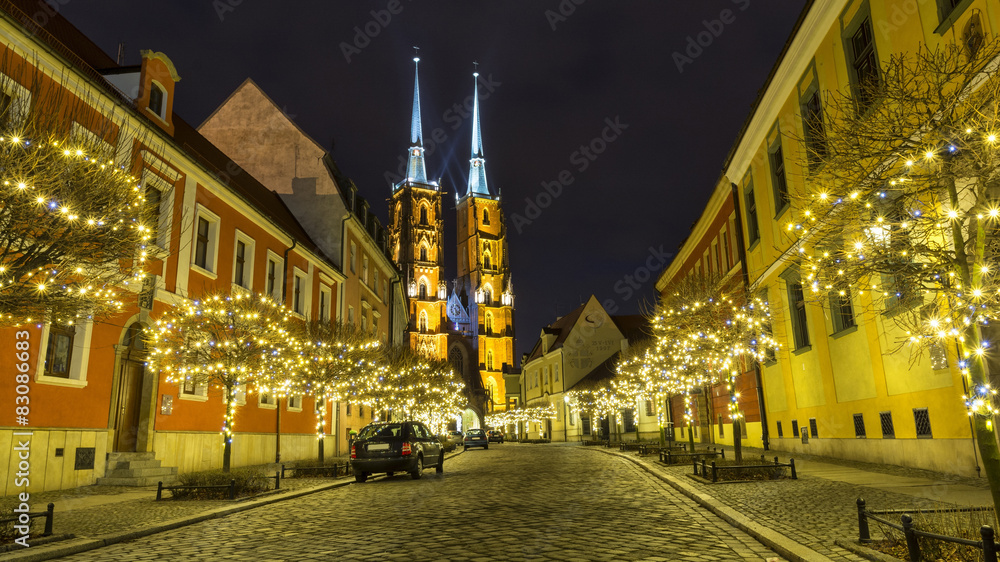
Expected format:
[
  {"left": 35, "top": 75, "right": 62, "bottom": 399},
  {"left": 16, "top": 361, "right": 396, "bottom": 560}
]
[
  {"left": 487, "top": 430, "right": 505, "bottom": 444},
  {"left": 437, "top": 434, "right": 456, "bottom": 453},
  {"left": 350, "top": 421, "right": 444, "bottom": 482},
  {"left": 447, "top": 430, "right": 464, "bottom": 444},
  {"left": 464, "top": 428, "right": 489, "bottom": 450}
]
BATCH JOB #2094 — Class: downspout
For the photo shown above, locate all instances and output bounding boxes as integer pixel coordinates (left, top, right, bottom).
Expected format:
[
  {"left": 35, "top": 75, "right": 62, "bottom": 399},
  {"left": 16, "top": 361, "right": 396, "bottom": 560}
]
[
  {"left": 731, "top": 182, "right": 769, "bottom": 451},
  {"left": 276, "top": 239, "right": 297, "bottom": 463}
]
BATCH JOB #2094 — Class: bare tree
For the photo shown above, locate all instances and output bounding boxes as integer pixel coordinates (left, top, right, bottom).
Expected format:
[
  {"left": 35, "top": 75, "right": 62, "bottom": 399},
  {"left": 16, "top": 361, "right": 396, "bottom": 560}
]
[
  {"left": 788, "top": 39, "right": 1000, "bottom": 510},
  {"left": 0, "top": 57, "right": 155, "bottom": 327}
]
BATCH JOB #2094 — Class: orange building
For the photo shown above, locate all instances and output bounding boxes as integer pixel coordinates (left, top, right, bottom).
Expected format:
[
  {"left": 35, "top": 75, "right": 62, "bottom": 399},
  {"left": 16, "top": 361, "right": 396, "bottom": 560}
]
[{"left": 0, "top": 1, "right": 357, "bottom": 494}]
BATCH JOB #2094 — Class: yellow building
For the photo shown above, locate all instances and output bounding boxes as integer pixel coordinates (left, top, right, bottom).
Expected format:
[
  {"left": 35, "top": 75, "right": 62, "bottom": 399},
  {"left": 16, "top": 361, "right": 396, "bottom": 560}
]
[{"left": 663, "top": 0, "right": 999, "bottom": 476}]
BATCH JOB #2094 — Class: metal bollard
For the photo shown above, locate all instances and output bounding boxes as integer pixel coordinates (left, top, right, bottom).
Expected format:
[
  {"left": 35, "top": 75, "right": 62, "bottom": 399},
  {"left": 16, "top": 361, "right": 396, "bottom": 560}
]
[
  {"left": 983, "top": 526, "right": 997, "bottom": 562},
  {"left": 693, "top": 458, "right": 698, "bottom": 475},
  {"left": 42, "top": 503, "right": 54, "bottom": 536},
  {"left": 281, "top": 464, "right": 287, "bottom": 479},
  {"left": 774, "top": 456, "right": 779, "bottom": 466},
  {"left": 275, "top": 471, "right": 280, "bottom": 490},
  {"left": 901, "top": 514, "right": 921, "bottom": 561},
  {"left": 721, "top": 448, "right": 726, "bottom": 459},
  {"left": 228, "top": 479, "right": 237, "bottom": 500},
  {"left": 857, "top": 498, "right": 870, "bottom": 543},
  {"left": 156, "top": 481, "right": 164, "bottom": 501},
  {"left": 711, "top": 461, "right": 718, "bottom": 483},
  {"left": 789, "top": 458, "right": 797, "bottom": 479}
]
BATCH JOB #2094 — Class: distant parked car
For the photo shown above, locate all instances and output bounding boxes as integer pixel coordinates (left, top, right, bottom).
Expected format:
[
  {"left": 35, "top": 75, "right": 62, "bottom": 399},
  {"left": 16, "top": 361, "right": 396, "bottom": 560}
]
[
  {"left": 447, "top": 430, "right": 464, "bottom": 446},
  {"left": 464, "top": 428, "right": 489, "bottom": 450},
  {"left": 437, "top": 435, "right": 456, "bottom": 452},
  {"left": 487, "top": 430, "right": 505, "bottom": 444},
  {"left": 350, "top": 421, "right": 444, "bottom": 482}
]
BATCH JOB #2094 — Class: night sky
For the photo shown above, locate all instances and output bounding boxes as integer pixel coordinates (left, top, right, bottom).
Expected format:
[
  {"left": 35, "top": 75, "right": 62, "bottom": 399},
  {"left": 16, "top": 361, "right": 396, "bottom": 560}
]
[{"left": 57, "top": 1, "right": 806, "bottom": 360}]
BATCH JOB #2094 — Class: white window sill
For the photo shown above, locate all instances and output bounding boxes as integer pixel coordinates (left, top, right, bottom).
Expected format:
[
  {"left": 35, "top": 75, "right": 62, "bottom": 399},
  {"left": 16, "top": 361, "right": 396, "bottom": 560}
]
[
  {"left": 258, "top": 402, "right": 277, "bottom": 410},
  {"left": 232, "top": 283, "right": 252, "bottom": 295},
  {"left": 35, "top": 375, "right": 88, "bottom": 388},
  {"left": 178, "top": 393, "right": 209, "bottom": 402},
  {"left": 190, "top": 264, "right": 217, "bottom": 280},
  {"left": 147, "top": 243, "right": 170, "bottom": 261},
  {"left": 287, "top": 406, "right": 303, "bottom": 413},
  {"left": 290, "top": 311, "right": 306, "bottom": 320}
]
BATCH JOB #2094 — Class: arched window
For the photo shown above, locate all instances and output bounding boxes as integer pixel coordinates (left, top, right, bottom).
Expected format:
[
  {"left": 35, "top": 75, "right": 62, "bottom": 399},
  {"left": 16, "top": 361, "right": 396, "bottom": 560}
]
[
  {"left": 486, "top": 350, "right": 494, "bottom": 371},
  {"left": 485, "top": 376, "right": 499, "bottom": 408},
  {"left": 420, "top": 245, "right": 428, "bottom": 262},
  {"left": 420, "top": 205, "right": 429, "bottom": 226},
  {"left": 485, "top": 312, "right": 494, "bottom": 335},
  {"left": 418, "top": 280, "right": 428, "bottom": 300},
  {"left": 449, "top": 347, "right": 464, "bottom": 376},
  {"left": 149, "top": 82, "right": 166, "bottom": 118},
  {"left": 483, "top": 252, "right": 492, "bottom": 270},
  {"left": 482, "top": 208, "right": 490, "bottom": 225},
  {"left": 484, "top": 285, "right": 492, "bottom": 306},
  {"left": 419, "top": 310, "right": 429, "bottom": 333}
]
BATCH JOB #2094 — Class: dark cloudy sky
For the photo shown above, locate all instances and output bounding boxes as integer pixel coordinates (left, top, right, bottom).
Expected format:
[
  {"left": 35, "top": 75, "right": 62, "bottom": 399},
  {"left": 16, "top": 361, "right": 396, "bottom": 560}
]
[{"left": 57, "top": 0, "right": 806, "bottom": 360}]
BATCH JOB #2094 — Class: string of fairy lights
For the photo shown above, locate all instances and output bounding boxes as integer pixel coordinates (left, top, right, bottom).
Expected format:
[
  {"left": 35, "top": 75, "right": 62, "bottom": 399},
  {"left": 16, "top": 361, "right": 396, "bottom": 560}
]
[{"left": 146, "top": 290, "right": 466, "bottom": 443}]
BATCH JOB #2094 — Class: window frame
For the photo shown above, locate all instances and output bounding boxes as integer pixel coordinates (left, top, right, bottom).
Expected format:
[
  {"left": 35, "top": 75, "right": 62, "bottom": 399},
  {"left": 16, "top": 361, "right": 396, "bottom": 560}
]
[
  {"left": 191, "top": 206, "right": 221, "bottom": 277},
  {"left": 36, "top": 320, "right": 93, "bottom": 388},
  {"left": 291, "top": 267, "right": 309, "bottom": 318},
  {"left": 319, "top": 284, "right": 332, "bottom": 323},
  {"left": 783, "top": 271, "right": 811, "bottom": 351},
  {"left": 830, "top": 287, "right": 857, "bottom": 334},
  {"left": 745, "top": 182, "right": 760, "bottom": 247},
  {"left": 769, "top": 139, "right": 789, "bottom": 216},
  {"left": 843, "top": 7, "right": 881, "bottom": 113},
  {"left": 148, "top": 80, "right": 168, "bottom": 119},
  {"left": 232, "top": 230, "right": 255, "bottom": 291},
  {"left": 265, "top": 250, "right": 283, "bottom": 301}
]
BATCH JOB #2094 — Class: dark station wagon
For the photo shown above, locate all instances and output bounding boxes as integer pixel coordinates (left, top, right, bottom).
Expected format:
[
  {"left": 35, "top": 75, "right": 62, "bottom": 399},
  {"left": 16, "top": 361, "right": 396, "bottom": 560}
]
[{"left": 350, "top": 421, "right": 444, "bottom": 482}]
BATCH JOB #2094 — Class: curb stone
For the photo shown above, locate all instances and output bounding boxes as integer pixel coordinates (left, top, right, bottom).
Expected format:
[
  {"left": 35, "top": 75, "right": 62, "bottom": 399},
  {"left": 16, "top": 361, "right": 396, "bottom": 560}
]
[
  {"left": 3, "top": 449, "right": 465, "bottom": 561},
  {"left": 590, "top": 447, "right": 835, "bottom": 562}
]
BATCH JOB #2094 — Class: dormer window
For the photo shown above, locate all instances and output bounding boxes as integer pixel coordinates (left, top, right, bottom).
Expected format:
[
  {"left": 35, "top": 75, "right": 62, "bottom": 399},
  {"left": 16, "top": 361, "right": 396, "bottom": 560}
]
[{"left": 149, "top": 81, "right": 167, "bottom": 119}]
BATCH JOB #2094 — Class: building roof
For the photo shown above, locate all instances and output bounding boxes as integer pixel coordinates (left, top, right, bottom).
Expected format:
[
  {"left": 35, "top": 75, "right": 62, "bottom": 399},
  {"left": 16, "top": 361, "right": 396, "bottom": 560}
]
[{"left": 524, "top": 301, "right": 588, "bottom": 363}]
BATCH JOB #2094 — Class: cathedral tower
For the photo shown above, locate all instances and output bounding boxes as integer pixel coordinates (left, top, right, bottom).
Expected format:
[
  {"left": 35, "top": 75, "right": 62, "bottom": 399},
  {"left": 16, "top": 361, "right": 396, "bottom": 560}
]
[
  {"left": 455, "top": 70, "right": 515, "bottom": 412},
  {"left": 388, "top": 56, "right": 448, "bottom": 361}
]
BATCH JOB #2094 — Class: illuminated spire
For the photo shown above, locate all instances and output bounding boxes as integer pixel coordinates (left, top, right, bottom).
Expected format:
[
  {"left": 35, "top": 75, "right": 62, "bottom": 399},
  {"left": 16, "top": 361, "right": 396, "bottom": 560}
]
[
  {"left": 401, "top": 52, "right": 427, "bottom": 188},
  {"left": 467, "top": 66, "right": 491, "bottom": 198}
]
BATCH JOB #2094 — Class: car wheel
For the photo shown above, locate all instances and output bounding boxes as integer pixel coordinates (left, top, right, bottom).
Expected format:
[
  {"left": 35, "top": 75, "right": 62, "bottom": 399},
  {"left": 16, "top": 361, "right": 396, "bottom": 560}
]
[
  {"left": 354, "top": 472, "right": 368, "bottom": 483},
  {"left": 436, "top": 454, "right": 444, "bottom": 473},
  {"left": 464, "top": 446, "right": 468, "bottom": 451},
  {"left": 484, "top": 444, "right": 489, "bottom": 450},
  {"left": 410, "top": 456, "right": 423, "bottom": 479}
]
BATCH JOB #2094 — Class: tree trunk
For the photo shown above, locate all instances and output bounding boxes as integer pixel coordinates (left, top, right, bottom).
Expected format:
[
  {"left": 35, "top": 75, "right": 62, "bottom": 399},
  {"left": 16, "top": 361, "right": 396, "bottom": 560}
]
[
  {"left": 222, "top": 383, "right": 234, "bottom": 473},
  {"left": 733, "top": 420, "right": 743, "bottom": 463},
  {"left": 965, "top": 328, "right": 1000, "bottom": 514}
]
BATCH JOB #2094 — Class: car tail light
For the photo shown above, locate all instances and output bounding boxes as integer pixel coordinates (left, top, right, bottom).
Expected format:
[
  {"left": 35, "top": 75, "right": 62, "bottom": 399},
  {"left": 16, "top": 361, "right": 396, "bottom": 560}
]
[
  {"left": 350, "top": 445, "right": 356, "bottom": 459},
  {"left": 402, "top": 442, "right": 412, "bottom": 456}
]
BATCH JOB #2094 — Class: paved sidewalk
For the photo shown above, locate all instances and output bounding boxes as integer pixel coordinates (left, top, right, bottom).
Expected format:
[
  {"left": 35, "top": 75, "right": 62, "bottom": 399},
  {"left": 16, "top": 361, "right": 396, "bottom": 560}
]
[
  {"left": 590, "top": 443, "right": 993, "bottom": 562},
  {"left": 1, "top": 452, "right": 461, "bottom": 561}
]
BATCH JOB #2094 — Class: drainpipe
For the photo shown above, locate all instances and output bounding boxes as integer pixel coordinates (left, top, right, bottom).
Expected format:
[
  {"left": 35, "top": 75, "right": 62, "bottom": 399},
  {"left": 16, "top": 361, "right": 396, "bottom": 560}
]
[
  {"left": 731, "top": 182, "right": 769, "bottom": 451},
  {"left": 276, "top": 239, "right": 297, "bottom": 464}
]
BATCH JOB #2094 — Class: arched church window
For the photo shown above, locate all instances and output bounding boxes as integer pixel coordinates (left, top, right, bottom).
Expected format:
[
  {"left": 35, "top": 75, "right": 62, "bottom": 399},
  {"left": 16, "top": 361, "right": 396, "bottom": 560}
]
[
  {"left": 449, "top": 347, "right": 464, "bottom": 376},
  {"left": 419, "top": 310, "right": 428, "bottom": 333},
  {"left": 420, "top": 205, "right": 429, "bottom": 226},
  {"left": 483, "top": 208, "right": 490, "bottom": 225},
  {"left": 483, "top": 253, "right": 492, "bottom": 270},
  {"left": 419, "top": 280, "right": 428, "bottom": 300},
  {"left": 484, "top": 285, "right": 492, "bottom": 306},
  {"left": 420, "top": 245, "right": 428, "bottom": 262},
  {"left": 486, "top": 350, "right": 494, "bottom": 371},
  {"left": 485, "top": 312, "right": 494, "bottom": 335}
]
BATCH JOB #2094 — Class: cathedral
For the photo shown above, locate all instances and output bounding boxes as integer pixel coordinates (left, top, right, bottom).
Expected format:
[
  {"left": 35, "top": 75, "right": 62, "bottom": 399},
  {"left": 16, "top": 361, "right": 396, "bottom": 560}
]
[{"left": 388, "top": 57, "right": 516, "bottom": 425}]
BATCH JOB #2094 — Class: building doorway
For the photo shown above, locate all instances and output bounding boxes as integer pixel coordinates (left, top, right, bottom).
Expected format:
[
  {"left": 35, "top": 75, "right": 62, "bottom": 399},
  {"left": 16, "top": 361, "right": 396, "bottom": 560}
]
[{"left": 112, "top": 323, "right": 147, "bottom": 452}]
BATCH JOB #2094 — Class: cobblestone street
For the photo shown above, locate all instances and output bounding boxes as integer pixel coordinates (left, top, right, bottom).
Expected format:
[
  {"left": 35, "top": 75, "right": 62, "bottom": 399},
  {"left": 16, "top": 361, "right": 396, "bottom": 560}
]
[{"left": 57, "top": 444, "right": 781, "bottom": 561}]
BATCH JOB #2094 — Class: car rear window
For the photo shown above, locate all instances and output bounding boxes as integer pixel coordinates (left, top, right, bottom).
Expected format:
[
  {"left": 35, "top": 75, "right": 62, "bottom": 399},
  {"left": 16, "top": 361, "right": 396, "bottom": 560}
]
[
  {"left": 468, "top": 429, "right": 485, "bottom": 436},
  {"left": 358, "top": 424, "right": 403, "bottom": 440}
]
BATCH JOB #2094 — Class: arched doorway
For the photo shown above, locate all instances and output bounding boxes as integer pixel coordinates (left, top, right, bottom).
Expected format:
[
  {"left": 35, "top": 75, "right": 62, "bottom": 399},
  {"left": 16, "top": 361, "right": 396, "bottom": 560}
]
[{"left": 113, "top": 322, "right": 147, "bottom": 452}]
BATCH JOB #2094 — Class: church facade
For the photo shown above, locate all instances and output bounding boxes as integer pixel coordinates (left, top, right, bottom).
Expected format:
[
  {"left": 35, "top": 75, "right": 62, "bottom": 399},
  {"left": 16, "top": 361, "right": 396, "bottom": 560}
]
[{"left": 389, "top": 59, "right": 516, "bottom": 424}]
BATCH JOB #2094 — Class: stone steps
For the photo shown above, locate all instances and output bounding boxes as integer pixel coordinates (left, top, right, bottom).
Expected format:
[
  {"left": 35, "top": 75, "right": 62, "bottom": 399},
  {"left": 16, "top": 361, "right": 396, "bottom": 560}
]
[{"left": 96, "top": 452, "right": 179, "bottom": 487}]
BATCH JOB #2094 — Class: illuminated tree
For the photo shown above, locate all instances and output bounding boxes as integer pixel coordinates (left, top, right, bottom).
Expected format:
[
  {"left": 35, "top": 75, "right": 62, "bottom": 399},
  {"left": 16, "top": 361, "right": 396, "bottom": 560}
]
[
  {"left": 147, "top": 292, "right": 295, "bottom": 471},
  {"left": 301, "top": 321, "right": 382, "bottom": 461},
  {"left": 787, "top": 39, "right": 1000, "bottom": 510},
  {"left": 0, "top": 66, "right": 153, "bottom": 327}
]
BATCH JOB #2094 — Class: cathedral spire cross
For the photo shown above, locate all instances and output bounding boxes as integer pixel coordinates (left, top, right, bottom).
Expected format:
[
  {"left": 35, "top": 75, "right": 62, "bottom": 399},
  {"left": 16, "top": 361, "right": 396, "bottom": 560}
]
[{"left": 467, "top": 63, "right": 491, "bottom": 198}]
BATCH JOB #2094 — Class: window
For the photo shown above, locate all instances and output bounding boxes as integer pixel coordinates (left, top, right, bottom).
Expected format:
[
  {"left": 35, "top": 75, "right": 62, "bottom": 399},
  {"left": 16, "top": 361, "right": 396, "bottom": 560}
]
[
  {"left": 769, "top": 142, "right": 788, "bottom": 213},
  {"left": 809, "top": 418, "right": 818, "bottom": 438},
  {"left": 830, "top": 288, "right": 856, "bottom": 333},
  {"left": 346, "top": 402, "right": 352, "bottom": 415},
  {"left": 362, "top": 255, "right": 369, "bottom": 285},
  {"left": 259, "top": 392, "right": 277, "bottom": 408},
  {"left": 485, "top": 312, "right": 494, "bottom": 334},
  {"left": 846, "top": 14, "right": 880, "bottom": 111},
  {"left": 776, "top": 420, "right": 783, "bottom": 438},
  {"left": 419, "top": 310, "right": 428, "bottom": 333},
  {"left": 622, "top": 410, "right": 636, "bottom": 433},
  {"left": 419, "top": 205, "right": 428, "bottom": 225},
  {"left": 745, "top": 184, "right": 760, "bottom": 245},
  {"left": 711, "top": 242, "right": 720, "bottom": 273},
  {"left": 420, "top": 245, "right": 428, "bottom": 262},
  {"left": 195, "top": 217, "right": 210, "bottom": 269},
  {"left": 287, "top": 395, "right": 302, "bottom": 411},
  {"left": 645, "top": 400, "right": 654, "bottom": 417},
  {"left": 484, "top": 286, "right": 492, "bottom": 306},
  {"left": 144, "top": 185, "right": 163, "bottom": 240},
  {"left": 292, "top": 272, "right": 304, "bottom": 315},
  {"left": 348, "top": 306, "right": 355, "bottom": 325},
  {"left": 801, "top": 87, "right": 826, "bottom": 167},
  {"left": 382, "top": 279, "right": 387, "bottom": 303},
  {"left": 44, "top": 325, "right": 75, "bottom": 378},
  {"left": 880, "top": 411, "right": 895, "bottom": 439},
  {"left": 553, "top": 365, "right": 558, "bottom": 381},
  {"left": 373, "top": 270, "right": 380, "bottom": 297},
  {"left": 149, "top": 81, "right": 166, "bottom": 118},
  {"left": 419, "top": 280, "right": 428, "bottom": 300},
  {"left": 853, "top": 414, "right": 866, "bottom": 438},
  {"left": 483, "top": 253, "right": 492, "bottom": 270},
  {"left": 937, "top": 0, "right": 966, "bottom": 26},
  {"left": 786, "top": 277, "right": 810, "bottom": 350},
  {"left": 791, "top": 419, "right": 799, "bottom": 437},
  {"left": 358, "top": 405, "right": 364, "bottom": 418},
  {"left": 232, "top": 233, "right": 254, "bottom": 290},
  {"left": 191, "top": 207, "right": 220, "bottom": 274},
  {"left": 486, "top": 350, "right": 494, "bottom": 371},
  {"left": 483, "top": 208, "right": 490, "bottom": 225},
  {"left": 266, "top": 257, "right": 278, "bottom": 299},
  {"left": 350, "top": 242, "right": 357, "bottom": 273},
  {"left": 319, "top": 285, "right": 332, "bottom": 323},
  {"left": 913, "top": 408, "right": 932, "bottom": 438},
  {"left": 721, "top": 231, "right": 730, "bottom": 271}
]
